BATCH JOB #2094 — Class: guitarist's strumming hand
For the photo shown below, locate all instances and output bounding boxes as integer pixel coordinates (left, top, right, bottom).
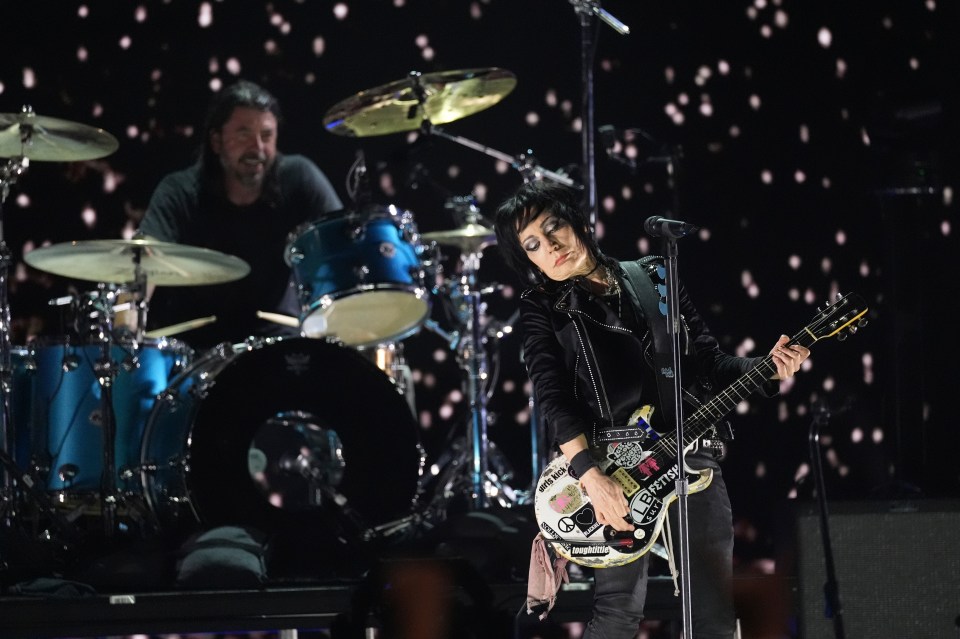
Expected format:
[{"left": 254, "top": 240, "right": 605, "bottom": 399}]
[
  {"left": 769, "top": 334, "right": 810, "bottom": 380},
  {"left": 580, "top": 468, "right": 635, "bottom": 532},
  {"left": 560, "top": 436, "right": 635, "bottom": 533}
]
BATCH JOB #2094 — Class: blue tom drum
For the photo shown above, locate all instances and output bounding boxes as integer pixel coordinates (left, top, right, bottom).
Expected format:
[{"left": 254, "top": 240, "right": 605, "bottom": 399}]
[
  {"left": 284, "top": 205, "right": 429, "bottom": 347},
  {"left": 25, "top": 337, "right": 192, "bottom": 495}
]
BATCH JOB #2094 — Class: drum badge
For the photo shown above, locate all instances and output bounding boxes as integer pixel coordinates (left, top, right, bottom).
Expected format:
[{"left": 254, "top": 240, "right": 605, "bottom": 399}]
[
  {"left": 379, "top": 242, "right": 396, "bottom": 258},
  {"left": 285, "top": 352, "right": 311, "bottom": 375}
]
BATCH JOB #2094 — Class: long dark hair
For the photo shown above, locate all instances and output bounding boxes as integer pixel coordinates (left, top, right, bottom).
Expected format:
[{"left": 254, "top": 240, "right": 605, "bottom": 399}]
[
  {"left": 494, "top": 181, "right": 603, "bottom": 284},
  {"left": 198, "top": 80, "right": 283, "bottom": 203}
]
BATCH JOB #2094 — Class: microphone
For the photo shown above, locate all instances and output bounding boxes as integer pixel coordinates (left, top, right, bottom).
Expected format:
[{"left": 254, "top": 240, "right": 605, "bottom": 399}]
[{"left": 643, "top": 215, "right": 699, "bottom": 239}]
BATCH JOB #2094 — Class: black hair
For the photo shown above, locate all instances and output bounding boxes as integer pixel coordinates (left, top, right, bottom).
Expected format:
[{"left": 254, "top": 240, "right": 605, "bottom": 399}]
[
  {"left": 198, "top": 80, "right": 283, "bottom": 201},
  {"left": 494, "top": 181, "right": 603, "bottom": 283}
]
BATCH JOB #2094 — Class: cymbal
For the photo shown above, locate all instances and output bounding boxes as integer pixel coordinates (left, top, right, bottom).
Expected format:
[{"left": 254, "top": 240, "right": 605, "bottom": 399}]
[
  {"left": 421, "top": 223, "right": 497, "bottom": 252},
  {"left": 323, "top": 68, "right": 517, "bottom": 137},
  {"left": 24, "top": 239, "right": 251, "bottom": 286},
  {"left": 0, "top": 110, "right": 119, "bottom": 162}
]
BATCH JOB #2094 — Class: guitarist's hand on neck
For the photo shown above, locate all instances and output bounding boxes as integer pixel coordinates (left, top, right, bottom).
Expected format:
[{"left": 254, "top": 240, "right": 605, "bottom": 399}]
[
  {"left": 560, "top": 436, "right": 634, "bottom": 532},
  {"left": 768, "top": 334, "right": 811, "bottom": 380}
]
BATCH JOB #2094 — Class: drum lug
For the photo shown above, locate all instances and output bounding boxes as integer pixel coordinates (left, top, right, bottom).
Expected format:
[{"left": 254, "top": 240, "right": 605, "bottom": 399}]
[
  {"left": 138, "top": 460, "right": 159, "bottom": 474},
  {"left": 157, "top": 388, "right": 180, "bottom": 408},
  {"left": 189, "top": 382, "right": 211, "bottom": 401},
  {"left": 287, "top": 246, "right": 305, "bottom": 265},
  {"left": 120, "top": 354, "right": 140, "bottom": 372},
  {"left": 345, "top": 224, "right": 366, "bottom": 241},
  {"left": 354, "top": 264, "right": 370, "bottom": 283},
  {"left": 61, "top": 354, "right": 80, "bottom": 372}
]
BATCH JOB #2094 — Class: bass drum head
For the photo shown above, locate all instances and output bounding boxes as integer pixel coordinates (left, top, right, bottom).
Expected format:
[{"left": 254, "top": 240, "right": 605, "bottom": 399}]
[{"left": 146, "top": 338, "right": 421, "bottom": 567}]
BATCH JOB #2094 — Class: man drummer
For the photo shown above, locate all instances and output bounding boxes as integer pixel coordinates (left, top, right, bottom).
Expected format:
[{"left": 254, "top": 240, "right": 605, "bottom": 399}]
[{"left": 137, "top": 79, "right": 343, "bottom": 349}]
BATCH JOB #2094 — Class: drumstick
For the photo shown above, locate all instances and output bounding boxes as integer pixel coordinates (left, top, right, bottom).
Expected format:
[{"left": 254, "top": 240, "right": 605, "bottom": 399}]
[
  {"left": 256, "top": 310, "right": 300, "bottom": 327},
  {"left": 145, "top": 315, "right": 217, "bottom": 338}
]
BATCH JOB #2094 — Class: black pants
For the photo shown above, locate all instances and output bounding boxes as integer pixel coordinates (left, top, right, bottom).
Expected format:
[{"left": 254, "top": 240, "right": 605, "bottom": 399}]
[{"left": 582, "top": 460, "right": 735, "bottom": 639}]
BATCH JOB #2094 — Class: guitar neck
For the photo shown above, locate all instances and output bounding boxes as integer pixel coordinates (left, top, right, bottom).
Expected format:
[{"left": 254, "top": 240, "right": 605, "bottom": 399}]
[{"left": 677, "top": 330, "right": 819, "bottom": 449}]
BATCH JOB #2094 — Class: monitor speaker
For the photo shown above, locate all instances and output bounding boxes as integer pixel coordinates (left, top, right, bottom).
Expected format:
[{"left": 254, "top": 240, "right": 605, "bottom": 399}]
[{"left": 792, "top": 500, "right": 960, "bottom": 638}]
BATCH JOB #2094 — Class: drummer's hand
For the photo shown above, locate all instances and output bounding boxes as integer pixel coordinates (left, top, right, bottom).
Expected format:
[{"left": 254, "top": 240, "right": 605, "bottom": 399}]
[
  {"left": 579, "top": 468, "right": 634, "bottom": 532},
  {"left": 768, "top": 334, "right": 810, "bottom": 380}
]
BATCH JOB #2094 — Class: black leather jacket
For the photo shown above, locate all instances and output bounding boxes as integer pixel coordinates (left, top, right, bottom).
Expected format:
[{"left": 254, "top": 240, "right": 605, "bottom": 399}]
[{"left": 520, "top": 259, "right": 768, "bottom": 448}]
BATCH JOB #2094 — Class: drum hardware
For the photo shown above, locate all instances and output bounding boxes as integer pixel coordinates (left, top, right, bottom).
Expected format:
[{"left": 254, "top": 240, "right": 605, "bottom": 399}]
[
  {"left": 415, "top": 197, "right": 517, "bottom": 513},
  {"left": 1, "top": 107, "right": 119, "bottom": 541},
  {"left": 422, "top": 120, "right": 580, "bottom": 189},
  {"left": 24, "top": 238, "right": 252, "bottom": 288},
  {"left": 138, "top": 337, "right": 424, "bottom": 558},
  {"left": 22, "top": 236, "right": 246, "bottom": 537},
  {"left": 322, "top": 68, "right": 518, "bottom": 138},
  {"left": 322, "top": 67, "right": 577, "bottom": 189},
  {"left": 284, "top": 204, "right": 429, "bottom": 347}
]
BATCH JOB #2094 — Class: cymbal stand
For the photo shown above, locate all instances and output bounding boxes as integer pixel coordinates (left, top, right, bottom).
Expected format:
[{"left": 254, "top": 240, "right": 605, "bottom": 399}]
[
  {"left": 420, "top": 121, "right": 580, "bottom": 189},
  {"left": 460, "top": 248, "right": 491, "bottom": 510},
  {"left": 0, "top": 156, "right": 27, "bottom": 525},
  {"left": 88, "top": 286, "right": 122, "bottom": 539}
]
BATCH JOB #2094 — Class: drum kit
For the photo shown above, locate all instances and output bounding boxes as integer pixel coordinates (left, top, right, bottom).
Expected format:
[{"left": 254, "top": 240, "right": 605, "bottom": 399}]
[{"left": 0, "top": 68, "right": 574, "bottom": 572}]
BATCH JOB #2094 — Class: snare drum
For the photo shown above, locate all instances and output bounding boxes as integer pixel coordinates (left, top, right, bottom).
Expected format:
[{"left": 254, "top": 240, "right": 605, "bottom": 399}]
[
  {"left": 285, "top": 205, "right": 429, "bottom": 347},
  {"left": 140, "top": 337, "right": 423, "bottom": 538},
  {"left": 26, "top": 337, "right": 192, "bottom": 494}
]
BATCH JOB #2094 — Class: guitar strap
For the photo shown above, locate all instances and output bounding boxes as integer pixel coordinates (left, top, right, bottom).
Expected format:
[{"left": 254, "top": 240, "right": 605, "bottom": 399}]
[{"left": 619, "top": 258, "right": 679, "bottom": 432}]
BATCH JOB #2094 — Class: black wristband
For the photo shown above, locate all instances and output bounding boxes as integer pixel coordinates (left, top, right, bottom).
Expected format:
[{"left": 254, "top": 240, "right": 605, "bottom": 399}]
[{"left": 568, "top": 449, "right": 598, "bottom": 480}]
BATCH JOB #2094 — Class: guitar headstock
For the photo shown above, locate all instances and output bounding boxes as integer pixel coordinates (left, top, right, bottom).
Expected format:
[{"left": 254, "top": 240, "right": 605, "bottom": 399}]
[{"left": 803, "top": 292, "right": 869, "bottom": 344}]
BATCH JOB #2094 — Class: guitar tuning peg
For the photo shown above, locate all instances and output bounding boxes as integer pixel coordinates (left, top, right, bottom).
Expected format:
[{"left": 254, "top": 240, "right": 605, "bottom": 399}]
[
  {"left": 837, "top": 332, "right": 848, "bottom": 342},
  {"left": 849, "top": 326, "right": 858, "bottom": 334},
  {"left": 858, "top": 319, "right": 868, "bottom": 328}
]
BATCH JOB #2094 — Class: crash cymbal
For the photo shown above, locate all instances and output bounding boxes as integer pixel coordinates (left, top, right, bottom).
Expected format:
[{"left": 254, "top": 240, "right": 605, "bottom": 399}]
[
  {"left": 324, "top": 68, "right": 517, "bottom": 137},
  {"left": 24, "top": 239, "right": 250, "bottom": 286},
  {"left": 0, "top": 108, "right": 119, "bottom": 162},
  {"left": 421, "top": 223, "right": 497, "bottom": 252}
]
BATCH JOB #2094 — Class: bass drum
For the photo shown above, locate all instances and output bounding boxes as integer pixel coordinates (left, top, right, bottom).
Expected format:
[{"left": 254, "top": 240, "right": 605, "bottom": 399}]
[{"left": 140, "top": 337, "right": 422, "bottom": 545}]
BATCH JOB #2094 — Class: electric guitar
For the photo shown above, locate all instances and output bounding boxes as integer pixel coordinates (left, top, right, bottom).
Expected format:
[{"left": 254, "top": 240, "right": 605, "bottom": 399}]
[{"left": 533, "top": 292, "right": 868, "bottom": 568}]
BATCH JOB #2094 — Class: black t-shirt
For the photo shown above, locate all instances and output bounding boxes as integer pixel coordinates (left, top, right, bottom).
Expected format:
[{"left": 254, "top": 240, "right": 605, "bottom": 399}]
[{"left": 139, "top": 154, "right": 343, "bottom": 349}]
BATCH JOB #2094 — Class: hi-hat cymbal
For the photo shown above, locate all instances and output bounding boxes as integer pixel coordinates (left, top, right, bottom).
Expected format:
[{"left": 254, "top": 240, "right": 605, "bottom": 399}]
[
  {"left": 421, "top": 223, "right": 497, "bottom": 252},
  {"left": 24, "top": 239, "right": 251, "bottom": 286},
  {"left": 323, "top": 68, "right": 517, "bottom": 137},
  {"left": 0, "top": 109, "right": 119, "bottom": 162}
]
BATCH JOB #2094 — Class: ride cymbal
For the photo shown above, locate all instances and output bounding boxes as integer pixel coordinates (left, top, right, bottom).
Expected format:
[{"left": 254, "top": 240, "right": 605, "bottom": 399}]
[
  {"left": 323, "top": 68, "right": 517, "bottom": 137},
  {"left": 0, "top": 109, "right": 119, "bottom": 161},
  {"left": 24, "top": 239, "right": 251, "bottom": 286}
]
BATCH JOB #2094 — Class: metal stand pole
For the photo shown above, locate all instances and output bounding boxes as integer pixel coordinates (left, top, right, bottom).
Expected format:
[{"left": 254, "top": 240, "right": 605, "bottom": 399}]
[
  {"left": 662, "top": 236, "right": 693, "bottom": 636},
  {"left": 568, "top": 0, "right": 630, "bottom": 231},
  {"left": 461, "top": 251, "right": 490, "bottom": 510},
  {"left": 809, "top": 402, "right": 846, "bottom": 639},
  {"left": 0, "top": 159, "right": 26, "bottom": 525}
]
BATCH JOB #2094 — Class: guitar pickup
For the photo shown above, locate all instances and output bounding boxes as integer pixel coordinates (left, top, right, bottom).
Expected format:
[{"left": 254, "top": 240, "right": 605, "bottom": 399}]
[{"left": 595, "top": 428, "right": 648, "bottom": 444}]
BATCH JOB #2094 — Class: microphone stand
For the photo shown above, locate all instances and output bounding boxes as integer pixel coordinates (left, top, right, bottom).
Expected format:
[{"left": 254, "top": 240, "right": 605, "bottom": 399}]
[
  {"left": 808, "top": 402, "right": 846, "bottom": 638},
  {"left": 658, "top": 142, "right": 693, "bottom": 636},
  {"left": 568, "top": 0, "right": 629, "bottom": 230},
  {"left": 661, "top": 233, "right": 693, "bottom": 636}
]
